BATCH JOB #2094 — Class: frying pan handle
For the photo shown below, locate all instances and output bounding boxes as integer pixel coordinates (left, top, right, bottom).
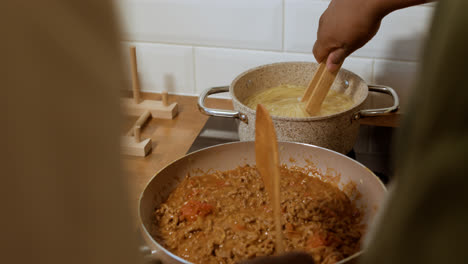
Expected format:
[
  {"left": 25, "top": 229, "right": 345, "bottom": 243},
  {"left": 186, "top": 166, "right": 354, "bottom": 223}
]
[
  {"left": 354, "top": 84, "right": 400, "bottom": 120},
  {"left": 198, "top": 86, "right": 248, "bottom": 123}
]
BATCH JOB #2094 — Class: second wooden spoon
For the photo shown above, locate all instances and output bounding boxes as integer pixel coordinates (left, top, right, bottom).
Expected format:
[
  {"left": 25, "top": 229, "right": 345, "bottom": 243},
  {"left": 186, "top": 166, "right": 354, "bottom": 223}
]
[{"left": 255, "top": 104, "right": 285, "bottom": 254}]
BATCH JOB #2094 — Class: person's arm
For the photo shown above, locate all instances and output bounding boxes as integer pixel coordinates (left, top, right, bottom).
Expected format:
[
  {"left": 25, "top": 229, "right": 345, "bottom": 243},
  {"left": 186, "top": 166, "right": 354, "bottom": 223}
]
[
  {"left": 377, "top": 0, "right": 431, "bottom": 17},
  {"left": 313, "top": 0, "right": 429, "bottom": 72}
]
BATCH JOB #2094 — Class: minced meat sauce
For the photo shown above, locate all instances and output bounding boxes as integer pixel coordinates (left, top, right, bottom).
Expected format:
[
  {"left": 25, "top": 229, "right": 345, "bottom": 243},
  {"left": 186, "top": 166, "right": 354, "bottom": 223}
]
[{"left": 153, "top": 165, "right": 363, "bottom": 264}]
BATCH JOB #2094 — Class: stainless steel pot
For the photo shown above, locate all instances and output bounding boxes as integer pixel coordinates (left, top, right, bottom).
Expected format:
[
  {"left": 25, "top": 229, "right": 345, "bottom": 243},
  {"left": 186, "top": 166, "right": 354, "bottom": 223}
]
[
  {"left": 198, "top": 62, "right": 399, "bottom": 154},
  {"left": 138, "top": 141, "right": 387, "bottom": 264}
]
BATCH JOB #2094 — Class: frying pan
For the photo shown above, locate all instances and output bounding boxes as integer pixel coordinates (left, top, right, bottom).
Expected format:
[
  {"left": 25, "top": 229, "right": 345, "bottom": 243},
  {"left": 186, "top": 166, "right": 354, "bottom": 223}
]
[{"left": 138, "top": 141, "right": 387, "bottom": 263}]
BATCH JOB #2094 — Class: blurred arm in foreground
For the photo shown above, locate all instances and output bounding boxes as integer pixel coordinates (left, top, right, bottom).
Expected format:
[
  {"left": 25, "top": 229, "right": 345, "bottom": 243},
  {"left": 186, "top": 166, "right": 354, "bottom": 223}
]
[{"left": 1, "top": 1, "right": 142, "bottom": 264}]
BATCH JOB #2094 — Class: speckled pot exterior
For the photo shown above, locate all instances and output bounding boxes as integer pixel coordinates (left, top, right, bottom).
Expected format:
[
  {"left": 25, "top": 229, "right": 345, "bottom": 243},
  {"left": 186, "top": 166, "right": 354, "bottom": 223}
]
[{"left": 230, "top": 62, "right": 369, "bottom": 154}]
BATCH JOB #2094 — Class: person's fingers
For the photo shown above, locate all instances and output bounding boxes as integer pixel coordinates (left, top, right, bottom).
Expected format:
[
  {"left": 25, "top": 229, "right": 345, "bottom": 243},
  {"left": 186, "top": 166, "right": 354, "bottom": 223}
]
[
  {"left": 312, "top": 37, "right": 333, "bottom": 64},
  {"left": 240, "top": 252, "right": 315, "bottom": 264},
  {"left": 326, "top": 48, "right": 347, "bottom": 73},
  {"left": 312, "top": 14, "right": 328, "bottom": 63}
]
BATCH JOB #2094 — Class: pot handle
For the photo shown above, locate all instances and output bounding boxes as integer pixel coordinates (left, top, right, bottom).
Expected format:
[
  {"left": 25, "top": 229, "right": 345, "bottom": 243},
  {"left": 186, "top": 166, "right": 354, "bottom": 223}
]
[
  {"left": 197, "top": 86, "right": 248, "bottom": 123},
  {"left": 354, "top": 84, "right": 400, "bottom": 120}
]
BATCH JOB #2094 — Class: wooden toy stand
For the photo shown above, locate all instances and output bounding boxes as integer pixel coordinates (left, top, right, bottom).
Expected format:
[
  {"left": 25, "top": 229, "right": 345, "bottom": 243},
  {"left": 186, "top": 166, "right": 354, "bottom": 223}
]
[
  {"left": 121, "top": 46, "right": 179, "bottom": 157},
  {"left": 121, "top": 110, "right": 152, "bottom": 157}
]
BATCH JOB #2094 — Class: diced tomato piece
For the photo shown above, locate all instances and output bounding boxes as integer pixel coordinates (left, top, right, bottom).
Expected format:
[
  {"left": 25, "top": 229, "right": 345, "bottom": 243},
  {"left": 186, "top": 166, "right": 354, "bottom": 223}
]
[
  {"left": 180, "top": 202, "right": 198, "bottom": 221},
  {"left": 232, "top": 224, "right": 246, "bottom": 231},
  {"left": 307, "top": 233, "right": 328, "bottom": 248},
  {"left": 198, "top": 202, "right": 214, "bottom": 217},
  {"left": 179, "top": 200, "right": 214, "bottom": 221}
]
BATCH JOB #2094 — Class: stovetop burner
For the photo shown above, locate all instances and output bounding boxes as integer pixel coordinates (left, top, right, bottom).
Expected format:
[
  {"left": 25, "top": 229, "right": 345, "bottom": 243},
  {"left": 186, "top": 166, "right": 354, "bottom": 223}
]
[{"left": 188, "top": 116, "right": 393, "bottom": 184}]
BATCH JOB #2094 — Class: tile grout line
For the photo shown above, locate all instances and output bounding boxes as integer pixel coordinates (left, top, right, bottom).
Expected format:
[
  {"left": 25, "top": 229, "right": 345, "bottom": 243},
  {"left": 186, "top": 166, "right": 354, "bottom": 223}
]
[
  {"left": 120, "top": 39, "right": 283, "bottom": 53},
  {"left": 121, "top": 40, "right": 420, "bottom": 64}
]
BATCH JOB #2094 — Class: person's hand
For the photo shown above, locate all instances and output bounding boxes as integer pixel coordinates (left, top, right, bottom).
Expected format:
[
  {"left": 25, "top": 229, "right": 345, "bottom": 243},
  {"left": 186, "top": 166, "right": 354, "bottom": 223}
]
[
  {"left": 313, "top": 0, "right": 384, "bottom": 72},
  {"left": 240, "top": 252, "right": 314, "bottom": 264}
]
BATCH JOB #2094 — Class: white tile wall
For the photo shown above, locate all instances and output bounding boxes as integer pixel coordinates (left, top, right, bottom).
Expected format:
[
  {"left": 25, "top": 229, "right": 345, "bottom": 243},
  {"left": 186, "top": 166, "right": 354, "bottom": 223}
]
[
  {"left": 284, "top": 0, "right": 434, "bottom": 61},
  {"left": 284, "top": 0, "right": 328, "bottom": 53},
  {"left": 373, "top": 59, "right": 420, "bottom": 110},
  {"left": 117, "top": 0, "right": 283, "bottom": 51},
  {"left": 120, "top": 42, "right": 194, "bottom": 94},
  {"left": 194, "top": 47, "right": 284, "bottom": 98},
  {"left": 365, "top": 6, "right": 434, "bottom": 61},
  {"left": 115, "top": 0, "right": 435, "bottom": 111}
]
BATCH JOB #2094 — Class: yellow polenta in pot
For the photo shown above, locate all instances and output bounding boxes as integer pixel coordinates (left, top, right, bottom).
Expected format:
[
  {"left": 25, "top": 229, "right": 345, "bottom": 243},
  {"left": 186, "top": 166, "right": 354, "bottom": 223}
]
[{"left": 244, "top": 84, "right": 354, "bottom": 118}]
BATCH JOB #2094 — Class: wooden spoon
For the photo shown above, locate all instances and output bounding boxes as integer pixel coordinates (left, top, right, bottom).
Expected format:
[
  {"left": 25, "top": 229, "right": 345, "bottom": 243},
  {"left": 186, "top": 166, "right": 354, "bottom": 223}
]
[
  {"left": 255, "top": 104, "right": 285, "bottom": 254},
  {"left": 302, "top": 61, "right": 342, "bottom": 115}
]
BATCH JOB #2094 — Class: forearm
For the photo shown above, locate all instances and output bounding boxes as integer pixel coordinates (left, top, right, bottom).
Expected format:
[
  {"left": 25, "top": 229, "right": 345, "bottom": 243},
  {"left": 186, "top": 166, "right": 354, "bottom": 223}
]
[
  {"left": 371, "top": 0, "right": 430, "bottom": 18},
  {"left": 313, "top": 0, "right": 431, "bottom": 70}
]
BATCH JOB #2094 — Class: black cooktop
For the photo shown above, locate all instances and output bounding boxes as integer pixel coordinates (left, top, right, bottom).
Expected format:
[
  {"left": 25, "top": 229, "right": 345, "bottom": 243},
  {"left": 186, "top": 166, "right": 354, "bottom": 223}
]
[{"left": 187, "top": 116, "right": 395, "bottom": 184}]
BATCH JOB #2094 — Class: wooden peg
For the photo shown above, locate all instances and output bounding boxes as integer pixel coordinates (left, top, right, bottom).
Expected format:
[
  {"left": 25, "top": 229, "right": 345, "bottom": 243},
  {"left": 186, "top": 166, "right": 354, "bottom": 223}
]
[
  {"left": 161, "top": 90, "right": 169, "bottom": 107},
  {"left": 126, "top": 110, "right": 151, "bottom": 136},
  {"left": 121, "top": 136, "right": 152, "bottom": 157},
  {"left": 303, "top": 62, "right": 341, "bottom": 115},
  {"left": 121, "top": 110, "right": 152, "bottom": 157},
  {"left": 122, "top": 48, "right": 178, "bottom": 120},
  {"left": 133, "top": 126, "right": 141, "bottom": 143},
  {"left": 129, "top": 46, "right": 141, "bottom": 104}
]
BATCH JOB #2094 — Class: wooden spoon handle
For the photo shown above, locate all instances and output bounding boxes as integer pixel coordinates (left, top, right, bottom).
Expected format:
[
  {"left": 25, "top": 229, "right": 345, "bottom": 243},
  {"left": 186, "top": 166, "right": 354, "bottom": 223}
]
[
  {"left": 301, "top": 62, "right": 326, "bottom": 102},
  {"left": 303, "top": 62, "right": 342, "bottom": 115},
  {"left": 271, "top": 169, "right": 284, "bottom": 254},
  {"left": 255, "top": 104, "right": 285, "bottom": 254}
]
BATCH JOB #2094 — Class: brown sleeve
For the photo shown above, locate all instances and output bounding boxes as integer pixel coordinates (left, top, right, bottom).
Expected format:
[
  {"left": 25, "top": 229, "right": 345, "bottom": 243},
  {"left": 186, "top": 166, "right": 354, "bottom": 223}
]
[
  {"left": 361, "top": 0, "right": 468, "bottom": 263},
  {"left": 0, "top": 1, "right": 142, "bottom": 264}
]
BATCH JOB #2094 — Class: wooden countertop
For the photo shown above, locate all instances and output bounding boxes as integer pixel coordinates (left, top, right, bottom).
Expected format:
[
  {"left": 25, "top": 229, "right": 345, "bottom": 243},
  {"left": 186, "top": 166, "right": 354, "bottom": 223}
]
[{"left": 122, "top": 93, "right": 400, "bottom": 222}]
